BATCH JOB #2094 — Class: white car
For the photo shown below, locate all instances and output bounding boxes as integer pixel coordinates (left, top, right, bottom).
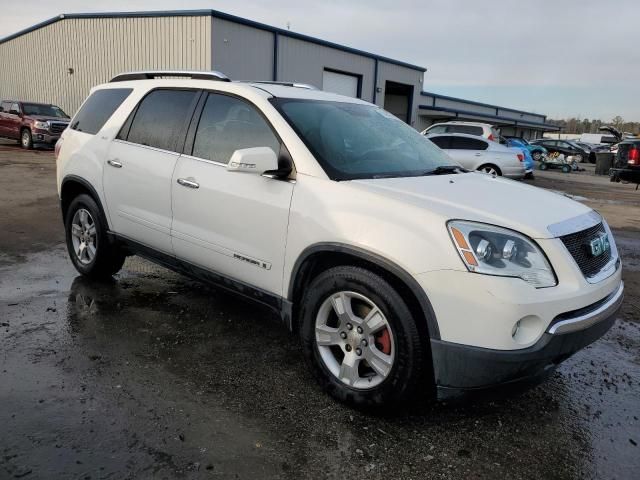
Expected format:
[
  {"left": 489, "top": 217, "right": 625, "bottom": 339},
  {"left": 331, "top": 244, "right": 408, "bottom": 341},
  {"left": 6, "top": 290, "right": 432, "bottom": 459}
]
[
  {"left": 421, "top": 121, "right": 501, "bottom": 142},
  {"left": 425, "top": 133, "right": 525, "bottom": 178},
  {"left": 56, "top": 71, "right": 623, "bottom": 408}
]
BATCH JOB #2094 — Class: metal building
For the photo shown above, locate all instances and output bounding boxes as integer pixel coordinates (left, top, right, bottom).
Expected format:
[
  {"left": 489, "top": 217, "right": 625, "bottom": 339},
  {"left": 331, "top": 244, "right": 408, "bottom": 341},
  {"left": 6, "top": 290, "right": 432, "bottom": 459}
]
[{"left": 0, "top": 9, "right": 558, "bottom": 138}]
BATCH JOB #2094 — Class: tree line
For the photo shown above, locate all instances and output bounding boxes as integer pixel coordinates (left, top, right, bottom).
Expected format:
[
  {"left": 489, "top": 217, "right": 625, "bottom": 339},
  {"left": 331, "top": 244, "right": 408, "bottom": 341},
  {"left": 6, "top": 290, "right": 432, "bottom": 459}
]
[{"left": 547, "top": 116, "right": 640, "bottom": 135}]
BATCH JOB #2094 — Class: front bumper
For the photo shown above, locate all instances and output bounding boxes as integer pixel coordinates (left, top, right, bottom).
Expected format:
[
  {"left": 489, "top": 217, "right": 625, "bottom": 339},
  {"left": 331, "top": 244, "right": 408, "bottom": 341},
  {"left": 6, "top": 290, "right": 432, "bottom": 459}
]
[
  {"left": 431, "top": 281, "right": 623, "bottom": 399},
  {"left": 32, "top": 130, "right": 60, "bottom": 145}
]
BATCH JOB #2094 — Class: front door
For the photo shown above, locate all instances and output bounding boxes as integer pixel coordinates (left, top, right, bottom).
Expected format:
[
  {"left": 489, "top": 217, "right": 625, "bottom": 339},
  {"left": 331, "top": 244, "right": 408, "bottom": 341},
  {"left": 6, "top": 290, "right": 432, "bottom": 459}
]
[
  {"left": 171, "top": 92, "right": 294, "bottom": 295},
  {"left": 103, "top": 88, "right": 199, "bottom": 254}
]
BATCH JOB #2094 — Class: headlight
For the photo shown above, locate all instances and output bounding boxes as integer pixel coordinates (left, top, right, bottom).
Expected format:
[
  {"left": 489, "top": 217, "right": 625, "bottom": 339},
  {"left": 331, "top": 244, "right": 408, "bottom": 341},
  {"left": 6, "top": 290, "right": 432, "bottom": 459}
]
[
  {"left": 448, "top": 220, "right": 557, "bottom": 288},
  {"left": 34, "top": 121, "right": 50, "bottom": 130}
]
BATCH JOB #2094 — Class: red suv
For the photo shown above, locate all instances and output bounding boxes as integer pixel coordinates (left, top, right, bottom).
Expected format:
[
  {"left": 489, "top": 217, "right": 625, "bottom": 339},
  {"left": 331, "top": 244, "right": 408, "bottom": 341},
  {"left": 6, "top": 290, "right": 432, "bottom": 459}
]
[{"left": 0, "top": 100, "right": 70, "bottom": 149}]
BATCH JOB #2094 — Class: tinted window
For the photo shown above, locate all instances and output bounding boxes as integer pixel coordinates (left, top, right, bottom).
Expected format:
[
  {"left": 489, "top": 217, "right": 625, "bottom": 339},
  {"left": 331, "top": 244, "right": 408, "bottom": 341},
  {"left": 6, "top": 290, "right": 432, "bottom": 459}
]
[
  {"left": 192, "top": 93, "right": 280, "bottom": 164},
  {"left": 448, "top": 125, "right": 483, "bottom": 136},
  {"left": 450, "top": 137, "right": 488, "bottom": 150},
  {"left": 274, "top": 99, "right": 453, "bottom": 181},
  {"left": 126, "top": 89, "right": 198, "bottom": 152},
  {"left": 71, "top": 88, "right": 132, "bottom": 135},
  {"left": 428, "top": 136, "right": 451, "bottom": 149},
  {"left": 426, "top": 125, "right": 447, "bottom": 135},
  {"left": 10, "top": 103, "right": 20, "bottom": 114},
  {"left": 22, "top": 103, "right": 68, "bottom": 118}
]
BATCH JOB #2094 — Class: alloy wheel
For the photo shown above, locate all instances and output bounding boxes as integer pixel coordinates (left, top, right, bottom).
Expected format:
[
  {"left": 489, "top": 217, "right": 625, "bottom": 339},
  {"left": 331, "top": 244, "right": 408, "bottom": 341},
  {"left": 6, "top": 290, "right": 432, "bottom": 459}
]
[
  {"left": 315, "top": 291, "right": 395, "bottom": 389},
  {"left": 70, "top": 208, "right": 97, "bottom": 265},
  {"left": 480, "top": 166, "right": 498, "bottom": 176},
  {"left": 21, "top": 131, "right": 30, "bottom": 147}
]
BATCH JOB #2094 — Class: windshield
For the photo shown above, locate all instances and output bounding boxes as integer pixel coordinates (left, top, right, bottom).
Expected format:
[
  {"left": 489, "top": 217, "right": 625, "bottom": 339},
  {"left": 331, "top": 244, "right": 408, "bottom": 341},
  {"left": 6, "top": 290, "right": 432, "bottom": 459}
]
[
  {"left": 271, "top": 99, "right": 454, "bottom": 180},
  {"left": 22, "top": 103, "right": 69, "bottom": 118}
]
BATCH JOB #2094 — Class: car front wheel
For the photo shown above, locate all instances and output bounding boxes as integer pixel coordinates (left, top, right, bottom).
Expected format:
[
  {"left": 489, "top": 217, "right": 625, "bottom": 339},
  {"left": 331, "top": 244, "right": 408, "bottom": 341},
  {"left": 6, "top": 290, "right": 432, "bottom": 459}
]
[
  {"left": 532, "top": 151, "right": 543, "bottom": 161},
  {"left": 300, "top": 266, "right": 428, "bottom": 408},
  {"left": 65, "top": 194, "right": 126, "bottom": 279},
  {"left": 21, "top": 129, "right": 33, "bottom": 149}
]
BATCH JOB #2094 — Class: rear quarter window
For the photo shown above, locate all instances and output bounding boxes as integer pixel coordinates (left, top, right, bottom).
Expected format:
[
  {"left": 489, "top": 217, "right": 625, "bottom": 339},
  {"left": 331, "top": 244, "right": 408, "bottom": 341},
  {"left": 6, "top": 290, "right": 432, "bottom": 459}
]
[{"left": 70, "top": 88, "right": 132, "bottom": 135}]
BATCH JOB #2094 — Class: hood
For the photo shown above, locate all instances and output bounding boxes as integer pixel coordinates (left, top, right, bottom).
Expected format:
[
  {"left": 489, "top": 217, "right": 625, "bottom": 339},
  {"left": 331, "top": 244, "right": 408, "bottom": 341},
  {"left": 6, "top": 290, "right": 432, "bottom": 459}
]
[
  {"left": 353, "top": 172, "right": 592, "bottom": 239},
  {"left": 26, "top": 115, "right": 70, "bottom": 123}
]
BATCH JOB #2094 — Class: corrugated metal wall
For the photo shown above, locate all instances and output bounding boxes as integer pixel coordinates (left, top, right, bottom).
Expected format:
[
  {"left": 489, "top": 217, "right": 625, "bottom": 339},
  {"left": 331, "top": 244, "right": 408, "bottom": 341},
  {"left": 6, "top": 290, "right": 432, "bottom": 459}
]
[
  {"left": 211, "top": 18, "right": 274, "bottom": 81},
  {"left": 277, "top": 36, "right": 376, "bottom": 102},
  {"left": 0, "top": 16, "right": 211, "bottom": 115}
]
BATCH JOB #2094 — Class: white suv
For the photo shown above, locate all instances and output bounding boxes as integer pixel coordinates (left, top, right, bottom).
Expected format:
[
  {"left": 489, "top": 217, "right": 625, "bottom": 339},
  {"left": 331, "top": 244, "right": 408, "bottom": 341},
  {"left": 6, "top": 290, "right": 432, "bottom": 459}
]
[
  {"left": 422, "top": 121, "right": 501, "bottom": 142},
  {"left": 56, "top": 71, "right": 624, "bottom": 408}
]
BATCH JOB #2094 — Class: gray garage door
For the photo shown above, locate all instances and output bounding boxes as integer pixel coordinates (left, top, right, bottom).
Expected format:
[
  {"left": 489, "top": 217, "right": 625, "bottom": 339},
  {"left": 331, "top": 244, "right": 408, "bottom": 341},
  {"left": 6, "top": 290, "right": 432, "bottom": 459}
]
[{"left": 322, "top": 70, "right": 359, "bottom": 98}]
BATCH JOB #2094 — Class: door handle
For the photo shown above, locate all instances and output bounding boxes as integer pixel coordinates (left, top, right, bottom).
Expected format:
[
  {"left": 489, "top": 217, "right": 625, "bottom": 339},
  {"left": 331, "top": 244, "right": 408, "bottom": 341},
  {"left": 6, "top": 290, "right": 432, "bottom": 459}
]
[
  {"left": 474, "top": 153, "right": 482, "bottom": 156},
  {"left": 177, "top": 178, "right": 200, "bottom": 189},
  {"left": 107, "top": 159, "right": 122, "bottom": 168}
]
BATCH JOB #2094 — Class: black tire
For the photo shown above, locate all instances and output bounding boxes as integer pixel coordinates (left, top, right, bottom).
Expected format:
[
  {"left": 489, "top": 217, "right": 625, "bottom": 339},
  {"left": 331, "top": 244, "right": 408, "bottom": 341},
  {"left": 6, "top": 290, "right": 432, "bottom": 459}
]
[
  {"left": 589, "top": 153, "right": 596, "bottom": 164},
  {"left": 562, "top": 164, "right": 571, "bottom": 173},
  {"left": 477, "top": 164, "right": 502, "bottom": 176},
  {"left": 539, "top": 162, "right": 548, "bottom": 170},
  {"left": 532, "top": 151, "right": 543, "bottom": 161},
  {"left": 64, "top": 194, "right": 125, "bottom": 279},
  {"left": 21, "top": 129, "right": 33, "bottom": 149},
  {"left": 300, "top": 266, "right": 428, "bottom": 408}
]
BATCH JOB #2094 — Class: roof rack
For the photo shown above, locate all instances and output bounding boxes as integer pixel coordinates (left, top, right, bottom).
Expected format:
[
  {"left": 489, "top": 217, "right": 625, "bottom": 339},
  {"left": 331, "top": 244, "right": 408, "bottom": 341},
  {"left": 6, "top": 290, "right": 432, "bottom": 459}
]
[
  {"left": 248, "top": 81, "right": 317, "bottom": 90},
  {"left": 110, "top": 70, "right": 230, "bottom": 82}
]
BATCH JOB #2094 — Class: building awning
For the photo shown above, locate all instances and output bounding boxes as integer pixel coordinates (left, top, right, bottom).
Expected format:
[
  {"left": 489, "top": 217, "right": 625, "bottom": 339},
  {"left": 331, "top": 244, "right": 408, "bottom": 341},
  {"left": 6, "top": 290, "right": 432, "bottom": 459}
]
[{"left": 418, "top": 106, "right": 560, "bottom": 131}]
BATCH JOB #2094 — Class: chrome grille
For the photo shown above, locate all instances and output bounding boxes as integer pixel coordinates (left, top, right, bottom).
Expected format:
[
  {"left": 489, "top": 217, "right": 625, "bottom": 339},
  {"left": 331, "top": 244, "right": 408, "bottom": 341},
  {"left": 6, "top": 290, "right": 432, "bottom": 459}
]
[
  {"left": 49, "top": 122, "right": 68, "bottom": 134},
  {"left": 560, "top": 223, "right": 611, "bottom": 278}
]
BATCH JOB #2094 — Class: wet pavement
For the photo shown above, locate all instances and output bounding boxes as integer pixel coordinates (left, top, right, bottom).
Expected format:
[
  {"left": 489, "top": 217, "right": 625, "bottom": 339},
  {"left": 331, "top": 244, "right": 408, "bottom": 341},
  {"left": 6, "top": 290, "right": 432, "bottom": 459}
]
[{"left": 1, "top": 142, "right": 639, "bottom": 479}]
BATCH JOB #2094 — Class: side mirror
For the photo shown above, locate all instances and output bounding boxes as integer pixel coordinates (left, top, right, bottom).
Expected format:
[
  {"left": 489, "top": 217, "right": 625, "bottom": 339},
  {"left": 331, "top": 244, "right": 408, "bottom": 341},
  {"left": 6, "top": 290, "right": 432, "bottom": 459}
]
[{"left": 227, "top": 147, "right": 279, "bottom": 174}]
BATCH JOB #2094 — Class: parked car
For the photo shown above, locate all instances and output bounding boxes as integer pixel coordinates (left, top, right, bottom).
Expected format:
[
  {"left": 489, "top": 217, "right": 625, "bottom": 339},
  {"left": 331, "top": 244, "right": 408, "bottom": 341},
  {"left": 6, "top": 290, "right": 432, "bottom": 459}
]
[
  {"left": 425, "top": 133, "right": 525, "bottom": 178},
  {"left": 56, "top": 71, "right": 623, "bottom": 408},
  {"left": 504, "top": 137, "right": 537, "bottom": 176},
  {"left": 503, "top": 136, "right": 548, "bottom": 161},
  {"left": 610, "top": 138, "right": 640, "bottom": 185},
  {"left": 0, "top": 100, "right": 70, "bottom": 149},
  {"left": 421, "top": 121, "right": 501, "bottom": 142},
  {"left": 530, "top": 138, "right": 592, "bottom": 163}
]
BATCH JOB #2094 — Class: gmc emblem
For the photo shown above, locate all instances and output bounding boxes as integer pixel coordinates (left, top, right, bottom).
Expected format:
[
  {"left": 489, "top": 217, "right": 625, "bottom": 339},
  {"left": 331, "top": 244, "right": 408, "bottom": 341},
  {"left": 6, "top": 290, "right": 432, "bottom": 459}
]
[{"left": 588, "top": 233, "right": 610, "bottom": 257}]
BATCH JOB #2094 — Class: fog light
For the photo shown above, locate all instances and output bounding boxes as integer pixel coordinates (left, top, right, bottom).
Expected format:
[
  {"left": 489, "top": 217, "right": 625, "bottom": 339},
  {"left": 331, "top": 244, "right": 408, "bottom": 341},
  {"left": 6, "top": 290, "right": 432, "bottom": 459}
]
[{"left": 512, "top": 316, "right": 544, "bottom": 345}]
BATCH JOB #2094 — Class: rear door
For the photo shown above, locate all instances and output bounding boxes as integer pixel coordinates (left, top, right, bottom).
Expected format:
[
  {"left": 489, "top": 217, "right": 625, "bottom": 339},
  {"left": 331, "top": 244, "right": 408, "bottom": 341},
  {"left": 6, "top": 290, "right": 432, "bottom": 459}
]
[
  {"left": 447, "top": 136, "right": 489, "bottom": 169},
  {"left": 171, "top": 91, "right": 294, "bottom": 295},
  {"left": 5, "top": 103, "right": 22, "bottom": 139},
  {"left": 0, "top": 101, "right": 10, "bottom": 137},
  {"left": 103, "top": 88, "right": 200, "bottom": 254}
]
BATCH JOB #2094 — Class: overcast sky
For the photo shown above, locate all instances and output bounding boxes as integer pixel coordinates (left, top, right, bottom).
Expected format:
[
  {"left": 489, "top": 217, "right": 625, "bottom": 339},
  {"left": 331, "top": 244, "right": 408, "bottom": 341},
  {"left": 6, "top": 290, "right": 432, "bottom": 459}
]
[{"left": 2, "top": 0, "right": 638, "bottom": 120}]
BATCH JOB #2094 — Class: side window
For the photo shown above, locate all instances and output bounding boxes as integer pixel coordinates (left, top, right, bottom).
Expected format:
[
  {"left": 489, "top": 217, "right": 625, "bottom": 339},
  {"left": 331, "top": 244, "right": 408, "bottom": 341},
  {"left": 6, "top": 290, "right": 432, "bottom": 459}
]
[
  {"left": 428, "top": 136, "right": 450, "bottom": 149},
  {"left": 426, "top": 125, "right": 447, "bottom": 135},
  {"left": 191, "top": 93, "right": 280, "bottom": 164},
  {"left": 448, "top": 125, "right": 483, "bottom": 136},
  {"left": 450, "top": 137, "right": 487, "bottom": 150},
  {"left": 10, "top": 103, "right": 20, "bottom": 114},
  {"left": 0, "top": 101, "right": 9, "bottom": 112},
  {"left": 71, "top": 88, "right": 132, "bottom": 135},
  {"left": 125, "top": 89, "right": 198, "bottom": 152}
]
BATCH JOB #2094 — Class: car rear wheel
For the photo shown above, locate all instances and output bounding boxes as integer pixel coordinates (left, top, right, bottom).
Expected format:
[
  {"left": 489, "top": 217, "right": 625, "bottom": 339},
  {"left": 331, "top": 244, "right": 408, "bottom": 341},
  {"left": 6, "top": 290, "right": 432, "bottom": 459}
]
[
  {"left": 478, "top": 164, "right": 502, "bottom": 176},
  {"left": 65, "top": 194, "right": 126, "bottom": 279},
  {"left": 532, "top": 151, "right": 543, "bottom": 161},
  {"left": 21, "top": 129, "right": 33, "bottom": 149},
  {"left": 300, "top": 266, "right": 428, "bottom": 408}
]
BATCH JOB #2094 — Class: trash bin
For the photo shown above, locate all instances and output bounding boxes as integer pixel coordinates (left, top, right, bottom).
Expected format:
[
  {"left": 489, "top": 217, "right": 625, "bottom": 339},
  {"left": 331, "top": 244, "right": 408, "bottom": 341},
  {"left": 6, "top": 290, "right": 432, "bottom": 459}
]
[{"left": 595, "top": 152, "right": 614, "bottom": 175}]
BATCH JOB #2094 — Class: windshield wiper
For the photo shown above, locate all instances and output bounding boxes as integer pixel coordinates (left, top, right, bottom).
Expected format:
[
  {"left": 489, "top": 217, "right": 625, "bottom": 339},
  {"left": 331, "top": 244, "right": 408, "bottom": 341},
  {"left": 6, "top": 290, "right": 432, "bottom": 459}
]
[{"left": 423, "top": 165, "right": 464, "bottom": 176}]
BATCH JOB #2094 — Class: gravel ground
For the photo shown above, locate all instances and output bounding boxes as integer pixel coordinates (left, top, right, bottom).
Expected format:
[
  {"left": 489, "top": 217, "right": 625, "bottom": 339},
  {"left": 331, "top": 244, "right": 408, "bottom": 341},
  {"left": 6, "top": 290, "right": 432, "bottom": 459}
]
[{"left": 1, "top": 140, "right": 639, "bottom": 479}]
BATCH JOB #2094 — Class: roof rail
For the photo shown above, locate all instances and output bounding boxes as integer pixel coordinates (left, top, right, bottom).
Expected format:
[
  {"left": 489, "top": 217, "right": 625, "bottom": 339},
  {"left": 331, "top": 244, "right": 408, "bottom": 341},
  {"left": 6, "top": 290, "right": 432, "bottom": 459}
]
[
  {"left": 248, "top": 81, "right": 317, "bottom": 90},
  {"left": 110, "top": 70, "right": 231, "bottom": 82}
]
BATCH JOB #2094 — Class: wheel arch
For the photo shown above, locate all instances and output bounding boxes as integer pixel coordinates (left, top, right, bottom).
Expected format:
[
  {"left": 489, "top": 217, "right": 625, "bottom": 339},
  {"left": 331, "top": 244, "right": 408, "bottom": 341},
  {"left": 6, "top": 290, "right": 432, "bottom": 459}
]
[
  {"left": 288, "top": 243, "right": 441, "bottom": 341},
  {"left": 477, "top": 163, "right": 502, "bottom": 176},
  {"left": 60, "top": 175, "right": 110, "bottom": 230}
]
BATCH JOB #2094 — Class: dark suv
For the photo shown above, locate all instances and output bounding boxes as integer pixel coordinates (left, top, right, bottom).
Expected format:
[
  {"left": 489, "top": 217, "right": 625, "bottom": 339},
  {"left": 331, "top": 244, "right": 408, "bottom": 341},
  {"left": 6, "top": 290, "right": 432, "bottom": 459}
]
[
  {"left": 610, "top": 139, "right": 640, "bottom": 186},
  {"left": 0, "top": 100, "right": 70, "bottom": 149}
]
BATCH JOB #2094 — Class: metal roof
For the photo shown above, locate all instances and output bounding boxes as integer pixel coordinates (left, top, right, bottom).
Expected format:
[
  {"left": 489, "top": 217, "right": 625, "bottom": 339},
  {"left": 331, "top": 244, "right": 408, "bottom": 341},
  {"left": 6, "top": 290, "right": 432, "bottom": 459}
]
[
  {"left": 0, "top": 9, "right": 427, "bottom": 72},
  {"left": 421, "top": 91, "right": 546, "bottom": 120}
]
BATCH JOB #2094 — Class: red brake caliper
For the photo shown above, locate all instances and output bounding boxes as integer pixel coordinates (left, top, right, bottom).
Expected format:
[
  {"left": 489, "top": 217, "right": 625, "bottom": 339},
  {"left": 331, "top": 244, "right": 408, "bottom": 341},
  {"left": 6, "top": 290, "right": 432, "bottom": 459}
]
[{"left": 375, "top": 329, "right": 392, "bottom": 355}]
